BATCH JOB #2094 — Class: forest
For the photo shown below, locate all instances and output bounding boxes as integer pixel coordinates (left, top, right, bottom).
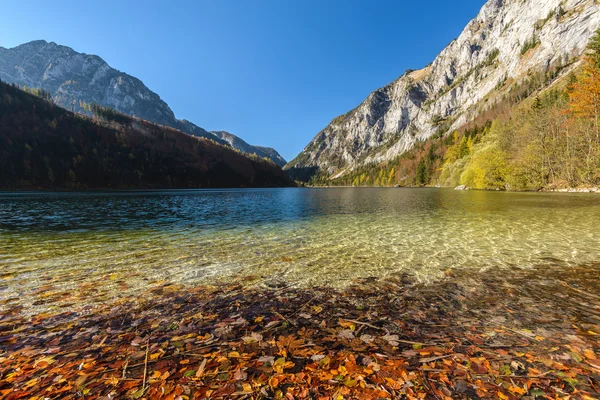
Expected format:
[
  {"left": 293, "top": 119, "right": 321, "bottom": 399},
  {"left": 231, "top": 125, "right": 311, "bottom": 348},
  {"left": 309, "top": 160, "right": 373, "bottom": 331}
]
[
  {"left": 308, "top": 29, "right": 600, "bottom": 191},
  {"left": 0, "top": 82, "right": 291, "bottom": 189}
]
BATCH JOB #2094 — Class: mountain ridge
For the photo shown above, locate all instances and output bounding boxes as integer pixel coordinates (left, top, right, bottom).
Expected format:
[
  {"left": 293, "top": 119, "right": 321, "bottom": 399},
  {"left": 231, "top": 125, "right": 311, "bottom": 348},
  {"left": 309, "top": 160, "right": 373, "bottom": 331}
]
[
  {"left": 0, "top": 81, "right": 291, "bottom": 189},
  {"left": 0, "top": 40, "right": 286, "bottom": 166},
  {"left": 210, "top": 131, "right": 287, "bottom": 167}
]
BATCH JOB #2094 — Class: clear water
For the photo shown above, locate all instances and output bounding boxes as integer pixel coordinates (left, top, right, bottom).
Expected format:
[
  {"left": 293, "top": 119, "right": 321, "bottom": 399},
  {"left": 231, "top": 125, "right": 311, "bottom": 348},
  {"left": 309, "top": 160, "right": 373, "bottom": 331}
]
[{"left": 2, "top": 188, "right": 600, "bottom": 315}]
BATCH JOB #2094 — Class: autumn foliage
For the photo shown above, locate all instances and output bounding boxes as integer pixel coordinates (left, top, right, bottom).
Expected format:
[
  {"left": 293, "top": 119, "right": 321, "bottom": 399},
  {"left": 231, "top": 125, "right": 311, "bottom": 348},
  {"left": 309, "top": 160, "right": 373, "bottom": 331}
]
[
  {"left": 2, "top": 265, "right": 600, "bottom": 399},
  {"left": 569, "top": 55, "right": 600, "bottom": 136}
]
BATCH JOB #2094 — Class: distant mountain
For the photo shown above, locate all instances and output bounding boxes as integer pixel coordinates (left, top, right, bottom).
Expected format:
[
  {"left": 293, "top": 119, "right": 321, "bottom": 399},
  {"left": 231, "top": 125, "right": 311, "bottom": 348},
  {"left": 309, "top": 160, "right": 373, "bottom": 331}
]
[
  {"left": 286, "top": 0, "right": 600, "bottom": 180},
  {"left": 210, "top": 131, "right": 287, "bottom": 167},
  {"left": 0, "top": 40, "right": 285, "bottom": 165},
  {"left": 0, "top": 81, "right": 291, "bottom": 189},
  {"left": 253, "top": 146, "right": 287, "bottom": 168}
]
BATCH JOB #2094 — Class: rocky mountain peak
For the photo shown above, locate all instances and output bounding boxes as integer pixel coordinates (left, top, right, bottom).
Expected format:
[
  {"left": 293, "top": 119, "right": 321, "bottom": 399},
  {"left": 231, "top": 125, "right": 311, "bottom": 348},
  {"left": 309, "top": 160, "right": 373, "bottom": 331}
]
[{"left": 286, "top": 0, "right": 600, "bottom": 179}]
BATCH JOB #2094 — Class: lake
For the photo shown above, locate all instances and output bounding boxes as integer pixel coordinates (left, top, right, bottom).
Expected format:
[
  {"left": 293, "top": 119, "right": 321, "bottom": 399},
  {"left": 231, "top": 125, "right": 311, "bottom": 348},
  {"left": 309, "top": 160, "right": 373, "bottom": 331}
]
[{"left": 2, "top": 188, "right": 600, "bottom": 315}]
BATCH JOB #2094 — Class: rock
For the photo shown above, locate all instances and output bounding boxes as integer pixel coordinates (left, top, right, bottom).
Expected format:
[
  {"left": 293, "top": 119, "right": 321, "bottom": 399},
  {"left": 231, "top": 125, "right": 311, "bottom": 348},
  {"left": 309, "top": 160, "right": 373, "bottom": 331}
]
[
  {"left": 455, "top": 185, "right": 468, "bottom": 191},
  {"left": 286, "top": 0, "right": 600, "bottom": 180}
]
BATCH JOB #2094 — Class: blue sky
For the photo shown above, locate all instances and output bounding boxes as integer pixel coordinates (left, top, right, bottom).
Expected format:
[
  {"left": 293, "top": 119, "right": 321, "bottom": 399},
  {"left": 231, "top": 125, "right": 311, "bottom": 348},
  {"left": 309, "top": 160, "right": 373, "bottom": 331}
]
[{"left": 0, "top": 0, "right": 485, "bottom": 161}]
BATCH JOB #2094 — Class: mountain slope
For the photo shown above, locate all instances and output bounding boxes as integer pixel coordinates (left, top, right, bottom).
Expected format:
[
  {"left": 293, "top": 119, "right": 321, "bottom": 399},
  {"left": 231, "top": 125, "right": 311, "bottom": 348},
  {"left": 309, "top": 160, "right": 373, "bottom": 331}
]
[
  {"left": 253, "top": 146, "right": 287, "bottom": 167},
  {"left": 0, "top": 40, "right": 285, "bottom": 165},
  {"left": 0, "top": 41, "right": 193, "bottom": 131},
  {"left": 210, "top": 131, "right": 287, "bottom": 167},
  {"left": 0, "top": 81, "right": 291, "bottom": 189},
  {"left": 286, "top": 0, "right": 600, "bottom": 180}
]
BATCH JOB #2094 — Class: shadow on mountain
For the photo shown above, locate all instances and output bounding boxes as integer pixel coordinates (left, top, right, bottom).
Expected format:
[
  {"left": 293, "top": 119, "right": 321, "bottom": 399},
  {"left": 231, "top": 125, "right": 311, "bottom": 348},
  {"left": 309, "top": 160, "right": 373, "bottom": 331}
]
[
  {"left": 0, "top": 81, "right": 293, "bottom": 189},
  {"left": 285, "top": 166, "right": 320, "bottom": 183}
]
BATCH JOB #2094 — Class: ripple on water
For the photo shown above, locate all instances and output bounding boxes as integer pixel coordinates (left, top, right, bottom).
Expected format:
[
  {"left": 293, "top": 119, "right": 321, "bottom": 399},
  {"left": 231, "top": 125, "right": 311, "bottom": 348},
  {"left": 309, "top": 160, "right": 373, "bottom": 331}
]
[{"left": 1, "top": 188, "right": 600, "bottom": 316}]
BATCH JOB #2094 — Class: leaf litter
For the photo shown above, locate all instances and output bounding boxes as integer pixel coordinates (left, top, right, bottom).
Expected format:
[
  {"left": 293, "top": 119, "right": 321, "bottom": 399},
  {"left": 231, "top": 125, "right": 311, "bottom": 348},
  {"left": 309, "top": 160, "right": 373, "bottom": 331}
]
[{"left": 1, "top": 264, "right": 600, "bottom": 399}]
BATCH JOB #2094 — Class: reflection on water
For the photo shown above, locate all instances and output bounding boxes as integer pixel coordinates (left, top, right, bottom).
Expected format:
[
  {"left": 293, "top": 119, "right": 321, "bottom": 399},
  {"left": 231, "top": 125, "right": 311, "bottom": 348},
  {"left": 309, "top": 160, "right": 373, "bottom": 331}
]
[{"left": 1, "top": 188, "right": 600, "bottom": 315}]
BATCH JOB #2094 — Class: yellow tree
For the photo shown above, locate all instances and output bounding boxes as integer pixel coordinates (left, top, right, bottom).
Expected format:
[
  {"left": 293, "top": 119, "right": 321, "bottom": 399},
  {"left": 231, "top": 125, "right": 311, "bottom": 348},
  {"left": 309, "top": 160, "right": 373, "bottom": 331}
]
[
  {"left": 568, "top": 29, "right": 600, "bottom": 183},
  {"left": 569, "top": 59, "right": 600, "bottom": 139},
  {"left": 569, "top": 29, "right": 600, "bottom": 141}
]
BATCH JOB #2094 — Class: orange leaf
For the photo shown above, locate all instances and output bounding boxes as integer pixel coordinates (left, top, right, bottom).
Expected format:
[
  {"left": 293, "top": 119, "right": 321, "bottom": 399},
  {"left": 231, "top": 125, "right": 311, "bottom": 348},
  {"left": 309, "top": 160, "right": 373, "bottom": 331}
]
[
  {"left": 269, "top": 376, "right": 279, "bottom": 388},
  {"left": 509, "top": 385, "right": 526, "bottom": 395}
]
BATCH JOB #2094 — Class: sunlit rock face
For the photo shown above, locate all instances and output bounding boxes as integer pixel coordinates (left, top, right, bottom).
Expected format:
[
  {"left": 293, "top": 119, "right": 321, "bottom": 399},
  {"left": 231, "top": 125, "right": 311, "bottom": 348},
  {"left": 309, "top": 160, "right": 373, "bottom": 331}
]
[
  {"left": 0, "top": 40, "right": 286, "bottom": 165},
  {"left": 0, "top": 40, "right": 179, "bottom": 127},
  {"left": 286, "top": 0, "right": 600, "bottom": 178}
]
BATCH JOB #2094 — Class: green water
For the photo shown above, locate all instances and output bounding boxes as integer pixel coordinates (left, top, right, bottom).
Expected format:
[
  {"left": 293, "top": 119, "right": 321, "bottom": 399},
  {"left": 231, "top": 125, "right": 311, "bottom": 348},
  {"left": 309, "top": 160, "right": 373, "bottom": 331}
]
[{"left": 1, "top": 188, "right": 600, "bottom": 315}]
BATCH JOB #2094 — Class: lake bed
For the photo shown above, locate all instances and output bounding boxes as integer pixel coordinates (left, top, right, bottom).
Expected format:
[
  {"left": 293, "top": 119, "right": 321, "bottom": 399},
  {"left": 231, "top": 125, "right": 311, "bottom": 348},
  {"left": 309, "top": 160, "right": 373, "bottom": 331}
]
[{"left": 2, "top": 188, "right": 600, "bottom": 316}]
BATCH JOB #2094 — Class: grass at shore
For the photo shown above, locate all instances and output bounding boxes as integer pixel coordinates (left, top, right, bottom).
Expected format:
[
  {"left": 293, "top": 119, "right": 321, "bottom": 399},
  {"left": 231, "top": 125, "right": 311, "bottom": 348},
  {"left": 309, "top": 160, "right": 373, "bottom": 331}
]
[{"left": 2, "top": 265, "right": 600, "bottom": 399}]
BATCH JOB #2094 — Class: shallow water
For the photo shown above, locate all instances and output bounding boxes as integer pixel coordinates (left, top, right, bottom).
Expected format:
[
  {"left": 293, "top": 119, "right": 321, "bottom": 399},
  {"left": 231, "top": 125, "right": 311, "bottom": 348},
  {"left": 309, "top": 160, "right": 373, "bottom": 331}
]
[{"left": 2, "top": 188, "right": 600, "bottom": 315}]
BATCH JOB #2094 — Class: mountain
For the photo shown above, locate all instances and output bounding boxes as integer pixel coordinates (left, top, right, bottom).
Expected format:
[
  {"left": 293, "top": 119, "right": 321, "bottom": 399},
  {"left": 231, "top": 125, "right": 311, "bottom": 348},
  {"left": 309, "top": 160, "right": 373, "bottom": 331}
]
[
  {"left": 286, "top": 0, "right": 600, "bottom": 180},
  {"left": 210, "top": 131, "right": 287, "bottom": 167},
  {"left": 0, "top": 40, "right": 285, "bottom": 165},
  {"left": 0, "top": 81, "right": 291, "bottom": 189},
  {"left": 253, "top": 146, "right": 287, "bottom": 167}
]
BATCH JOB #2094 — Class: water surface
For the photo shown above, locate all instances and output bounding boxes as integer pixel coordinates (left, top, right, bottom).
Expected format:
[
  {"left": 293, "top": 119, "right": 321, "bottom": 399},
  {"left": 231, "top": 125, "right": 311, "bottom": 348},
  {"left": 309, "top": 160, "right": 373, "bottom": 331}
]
[{"left": 2, "top": 188, "right": 600, "bottom": 315}]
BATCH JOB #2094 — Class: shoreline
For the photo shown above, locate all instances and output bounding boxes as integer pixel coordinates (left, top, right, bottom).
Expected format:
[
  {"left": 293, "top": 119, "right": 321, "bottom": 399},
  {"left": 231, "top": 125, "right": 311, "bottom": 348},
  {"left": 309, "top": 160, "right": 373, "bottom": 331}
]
[
  {"left": 2, "top": 265, "right": 600, "bottom": 399},
  {"left": 304, "top": 184, "right": 600, "bottom": 193},
  {"left": 2, "top": 185, "right": 599, "bottom": 194}
]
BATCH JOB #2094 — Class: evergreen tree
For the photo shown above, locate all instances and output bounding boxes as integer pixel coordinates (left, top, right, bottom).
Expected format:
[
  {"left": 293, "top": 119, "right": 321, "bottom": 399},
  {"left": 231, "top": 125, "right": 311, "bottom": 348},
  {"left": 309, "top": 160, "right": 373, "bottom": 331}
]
[
  {"left": 415, "top": 158, "right": 428, "bottom": 185},
  {"left": 588, "top": 28, "right": 600, "bottom": 68}
]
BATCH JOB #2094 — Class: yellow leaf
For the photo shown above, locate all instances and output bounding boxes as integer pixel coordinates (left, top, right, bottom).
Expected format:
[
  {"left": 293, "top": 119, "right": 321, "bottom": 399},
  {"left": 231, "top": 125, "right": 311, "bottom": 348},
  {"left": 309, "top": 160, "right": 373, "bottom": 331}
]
[
  {"left": 228, "top": 351, "right": 240, "bottom": 358},
  {"left": 497, "top": 391, "right": 509, "bottom": 400},
  {"left": 283, "top": 361, "right": 295, "bottom": 370},
  {"left": 107, "top": 377, "right": 120, "bottom": 386},
  {"left": 584, "top": 349, "right": 597, "bottom": 360},
  {"left": 24, "top": 378, "right": 39, "bottom": 388},
  {"left": 150, "top": 353, "right": 161, "bottom": 360}
]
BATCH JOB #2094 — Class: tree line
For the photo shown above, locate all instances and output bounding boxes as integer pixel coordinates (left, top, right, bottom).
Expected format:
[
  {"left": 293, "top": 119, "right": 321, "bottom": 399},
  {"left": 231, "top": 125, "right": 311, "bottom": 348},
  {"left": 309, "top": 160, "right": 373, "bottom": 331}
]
[{"left": 0, "top": 81, "right": 291, "bottom": 189}]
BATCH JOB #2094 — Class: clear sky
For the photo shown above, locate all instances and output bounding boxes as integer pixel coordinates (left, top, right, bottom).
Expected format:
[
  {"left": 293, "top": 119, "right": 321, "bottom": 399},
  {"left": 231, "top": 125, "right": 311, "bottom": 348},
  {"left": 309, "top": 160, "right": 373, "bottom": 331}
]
[{"left": 0, "top": 0, "right": 486, "bottom": 161}]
